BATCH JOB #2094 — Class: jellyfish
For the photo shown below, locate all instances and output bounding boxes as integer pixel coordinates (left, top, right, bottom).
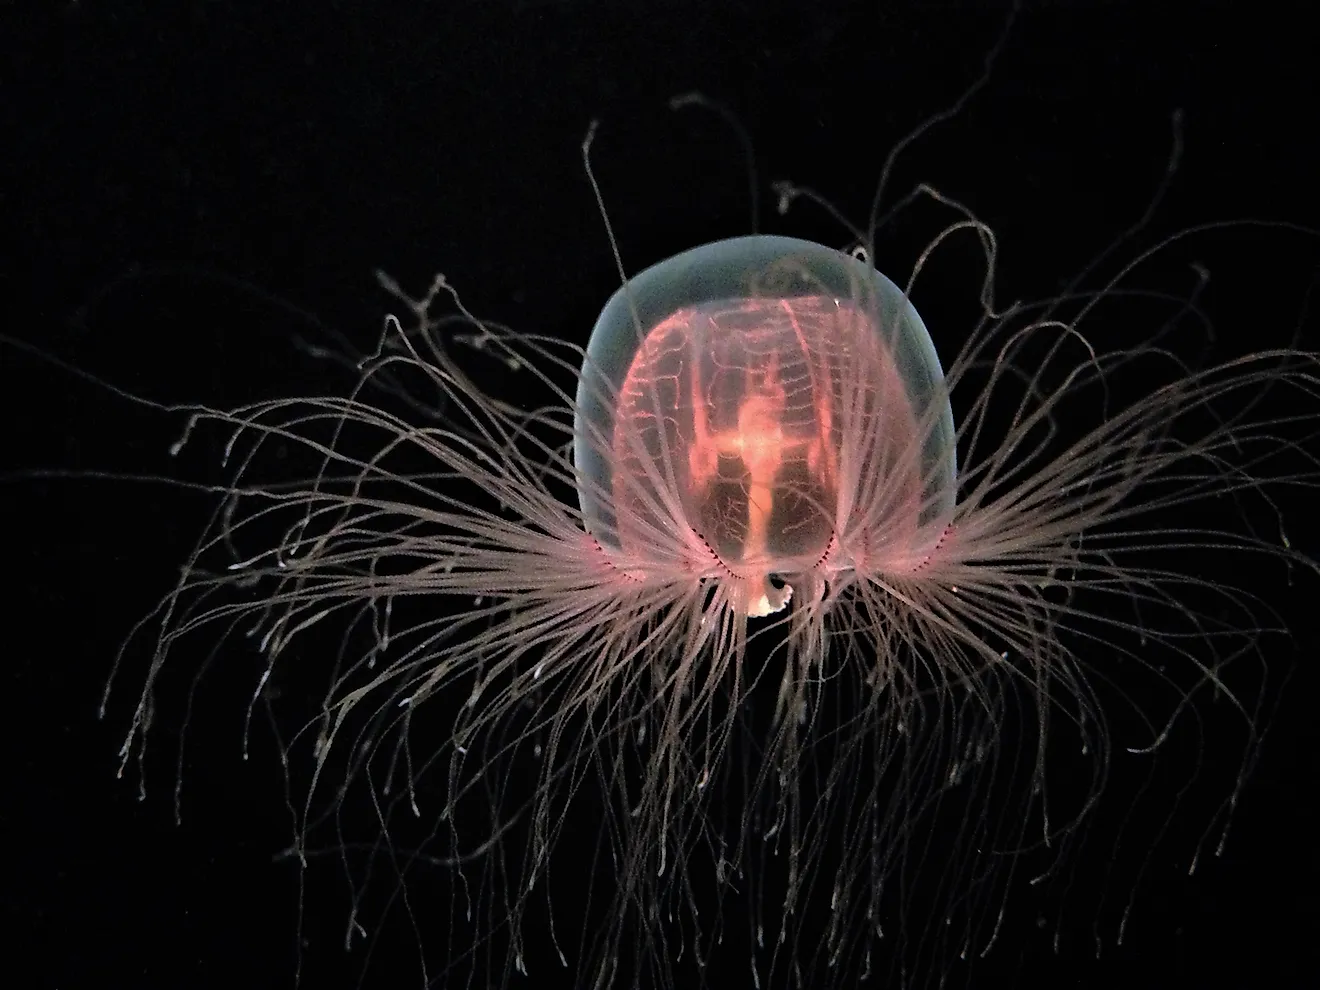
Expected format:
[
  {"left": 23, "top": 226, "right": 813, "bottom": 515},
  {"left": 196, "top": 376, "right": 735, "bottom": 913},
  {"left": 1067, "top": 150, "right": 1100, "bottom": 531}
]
[{"left": 82, "top": 102, "right": 1320, "bottom": 990}]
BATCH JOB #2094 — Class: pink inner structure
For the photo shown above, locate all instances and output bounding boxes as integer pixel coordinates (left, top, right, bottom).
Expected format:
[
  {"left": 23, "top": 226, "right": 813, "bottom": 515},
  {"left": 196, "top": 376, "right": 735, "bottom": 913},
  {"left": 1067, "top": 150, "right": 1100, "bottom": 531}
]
[{"left": 611, "top": 295, "right": 926, "bottom": 611}]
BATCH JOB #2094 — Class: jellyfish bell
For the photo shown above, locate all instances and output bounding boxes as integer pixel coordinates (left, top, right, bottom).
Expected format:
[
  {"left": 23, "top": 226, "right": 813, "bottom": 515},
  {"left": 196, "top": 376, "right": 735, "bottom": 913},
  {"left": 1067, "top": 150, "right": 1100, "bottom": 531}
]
[{"left": 574, "top": 234, "right": 957, "bottom": 618}]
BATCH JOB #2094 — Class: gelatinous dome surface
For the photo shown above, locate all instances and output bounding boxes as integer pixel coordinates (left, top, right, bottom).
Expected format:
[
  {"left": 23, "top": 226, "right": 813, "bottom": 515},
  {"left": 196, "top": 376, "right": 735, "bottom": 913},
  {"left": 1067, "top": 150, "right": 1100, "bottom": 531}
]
[{"left": 574, "top": 235, "right": 955, "bottom": 576}]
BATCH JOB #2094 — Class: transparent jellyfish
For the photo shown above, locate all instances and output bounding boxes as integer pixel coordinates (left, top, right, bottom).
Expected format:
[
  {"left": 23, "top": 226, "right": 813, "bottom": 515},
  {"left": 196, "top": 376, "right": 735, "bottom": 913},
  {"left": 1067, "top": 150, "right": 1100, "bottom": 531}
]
[{"left": 90, "top": 104, "right": 1319, "bottom": 990}]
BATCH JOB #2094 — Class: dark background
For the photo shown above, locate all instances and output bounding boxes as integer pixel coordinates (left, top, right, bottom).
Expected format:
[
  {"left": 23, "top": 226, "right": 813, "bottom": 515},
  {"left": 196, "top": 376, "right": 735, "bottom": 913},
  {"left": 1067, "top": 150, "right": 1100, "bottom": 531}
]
[{"left": 3, "top": 1, "right": 1318, "bottom": 989}]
